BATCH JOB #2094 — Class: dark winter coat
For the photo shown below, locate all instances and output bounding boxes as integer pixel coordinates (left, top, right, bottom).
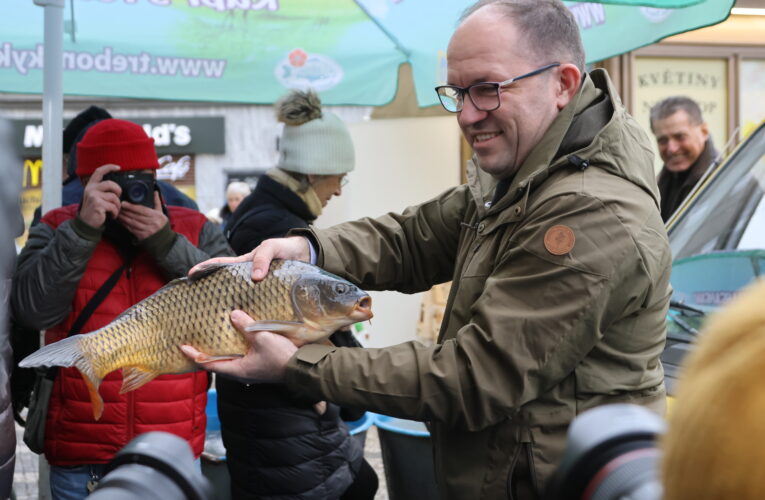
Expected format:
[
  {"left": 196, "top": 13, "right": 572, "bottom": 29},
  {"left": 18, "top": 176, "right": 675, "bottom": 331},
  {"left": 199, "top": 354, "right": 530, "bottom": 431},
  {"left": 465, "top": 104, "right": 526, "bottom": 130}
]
[{"left": 219, "top": 172, "right": 364, "bottom": 499}]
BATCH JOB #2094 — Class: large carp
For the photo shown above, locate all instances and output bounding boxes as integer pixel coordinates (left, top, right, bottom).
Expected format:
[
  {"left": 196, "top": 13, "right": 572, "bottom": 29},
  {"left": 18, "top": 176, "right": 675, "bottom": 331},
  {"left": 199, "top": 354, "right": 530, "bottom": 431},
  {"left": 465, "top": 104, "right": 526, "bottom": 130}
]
[{"left": 19, "top": 259, "right": 373, "bottom": 420}]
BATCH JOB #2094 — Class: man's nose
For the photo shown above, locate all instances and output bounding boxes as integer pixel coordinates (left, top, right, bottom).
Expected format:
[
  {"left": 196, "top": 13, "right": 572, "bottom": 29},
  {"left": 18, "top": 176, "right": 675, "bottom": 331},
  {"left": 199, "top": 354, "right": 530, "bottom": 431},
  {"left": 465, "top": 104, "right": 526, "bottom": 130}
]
[{"left": 457, "top": 96, "right": 489, "bottom": 127}]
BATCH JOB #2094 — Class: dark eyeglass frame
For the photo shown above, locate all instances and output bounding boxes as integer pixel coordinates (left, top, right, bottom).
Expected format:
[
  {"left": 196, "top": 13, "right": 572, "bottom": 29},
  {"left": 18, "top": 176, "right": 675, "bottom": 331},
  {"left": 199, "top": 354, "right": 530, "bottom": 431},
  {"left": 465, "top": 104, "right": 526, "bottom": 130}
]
[{"left": 434, "top": 62, "right": 561, "bottom": 113}]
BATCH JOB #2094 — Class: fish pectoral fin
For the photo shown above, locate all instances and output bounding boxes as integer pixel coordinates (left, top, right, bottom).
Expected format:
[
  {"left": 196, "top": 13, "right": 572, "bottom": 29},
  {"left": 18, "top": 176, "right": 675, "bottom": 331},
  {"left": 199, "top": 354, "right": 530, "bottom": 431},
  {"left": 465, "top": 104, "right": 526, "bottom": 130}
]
[
  {"left": 195, "top": 353, "right": 244, "bottom": 364},
  {"left": 244, "top": 321, "right": 306, "bottom": 335},
  {"left": 120, "top": 367, "right": 159, "bottom": 394}
]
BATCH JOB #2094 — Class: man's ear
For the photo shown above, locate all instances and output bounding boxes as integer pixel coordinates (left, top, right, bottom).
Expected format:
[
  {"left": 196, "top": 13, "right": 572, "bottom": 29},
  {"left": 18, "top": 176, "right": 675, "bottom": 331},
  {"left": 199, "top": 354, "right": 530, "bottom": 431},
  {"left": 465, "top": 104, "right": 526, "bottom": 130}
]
[
  {"left": 700, "top": 121, "right": 710, "bottom": 141},
  {"left": 555, "top": 63, "right": 582, "bottom": 111}
]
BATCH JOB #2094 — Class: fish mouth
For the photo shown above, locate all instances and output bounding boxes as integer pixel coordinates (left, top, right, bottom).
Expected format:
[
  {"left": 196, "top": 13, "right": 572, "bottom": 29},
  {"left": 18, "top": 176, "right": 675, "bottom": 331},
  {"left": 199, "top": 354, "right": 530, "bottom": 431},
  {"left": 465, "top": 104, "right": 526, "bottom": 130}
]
[{"left": 350, "top": 296, "right": 373, "bottom": 322}]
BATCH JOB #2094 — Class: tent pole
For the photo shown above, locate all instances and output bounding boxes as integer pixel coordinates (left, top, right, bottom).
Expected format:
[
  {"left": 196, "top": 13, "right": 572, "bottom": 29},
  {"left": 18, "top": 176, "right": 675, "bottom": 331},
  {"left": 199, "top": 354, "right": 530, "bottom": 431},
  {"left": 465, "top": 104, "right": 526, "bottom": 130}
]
[{"left": 34, "top": 0, "right": 64, "bottom": 214}]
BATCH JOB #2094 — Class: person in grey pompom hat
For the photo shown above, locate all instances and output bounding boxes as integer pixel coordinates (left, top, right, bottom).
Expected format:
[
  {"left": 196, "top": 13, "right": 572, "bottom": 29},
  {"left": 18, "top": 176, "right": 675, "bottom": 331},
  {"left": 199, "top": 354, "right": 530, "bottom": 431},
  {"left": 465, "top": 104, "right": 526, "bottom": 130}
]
[
  {"left": 276, "top": 89, "right": 355, "bottom": 176},
  {"left": 268, "top": 89, "right": 354, "bottom": 213}
]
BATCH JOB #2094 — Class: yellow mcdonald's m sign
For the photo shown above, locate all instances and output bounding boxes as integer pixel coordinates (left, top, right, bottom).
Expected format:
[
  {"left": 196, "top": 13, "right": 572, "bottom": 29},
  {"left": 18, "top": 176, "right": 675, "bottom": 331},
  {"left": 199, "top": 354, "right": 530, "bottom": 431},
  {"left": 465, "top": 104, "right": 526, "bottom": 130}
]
[{"left": 23, "top": 158, "right": 42, "bottom": 188}]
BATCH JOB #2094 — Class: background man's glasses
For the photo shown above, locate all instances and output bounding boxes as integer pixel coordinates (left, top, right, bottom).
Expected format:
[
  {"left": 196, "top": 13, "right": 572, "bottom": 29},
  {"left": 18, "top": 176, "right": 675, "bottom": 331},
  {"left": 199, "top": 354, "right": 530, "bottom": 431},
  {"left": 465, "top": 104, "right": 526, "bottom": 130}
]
[{"left": 434, "top": 63, "right": 560, "bottom": 113}]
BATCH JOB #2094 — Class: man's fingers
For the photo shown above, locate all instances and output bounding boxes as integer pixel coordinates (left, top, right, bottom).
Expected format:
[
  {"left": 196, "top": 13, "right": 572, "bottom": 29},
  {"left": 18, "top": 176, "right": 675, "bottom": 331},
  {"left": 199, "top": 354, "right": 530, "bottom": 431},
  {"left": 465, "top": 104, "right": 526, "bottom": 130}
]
[
  {"left": 251, "top": 253, "right": 272, "bottom": 280},
  {"left": 89, "top": 163, "right": 121, "bottom": 183},
  {"left": 230, "top": 309, "right": 255, "bottom": 330},
  {"left": 180, "top": 345, "right": 205, "bottom": 363},
  {"left": 180, "top": 345, "right": 243, "bottom": 377}
]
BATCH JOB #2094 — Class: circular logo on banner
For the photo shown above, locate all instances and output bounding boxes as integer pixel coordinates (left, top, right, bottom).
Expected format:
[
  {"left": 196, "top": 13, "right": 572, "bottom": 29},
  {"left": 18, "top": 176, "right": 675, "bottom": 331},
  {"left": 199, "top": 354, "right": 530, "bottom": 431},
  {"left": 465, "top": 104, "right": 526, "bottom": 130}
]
[
  {"left": 544, "top": 225, "right": 576, "bottom": 256},
  {"left": 275, "top": 49, "right": 344, "bottom": 92},
  {"left": 640, "top": 7, "right": 673, "bottom": 23}
]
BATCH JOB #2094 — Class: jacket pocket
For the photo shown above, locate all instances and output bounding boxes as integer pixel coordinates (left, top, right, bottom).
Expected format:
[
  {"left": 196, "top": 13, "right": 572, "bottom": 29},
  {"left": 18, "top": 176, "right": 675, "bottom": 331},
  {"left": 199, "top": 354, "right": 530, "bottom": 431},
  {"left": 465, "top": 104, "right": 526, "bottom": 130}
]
[{"left": 507, "top": 427, "right": 541, "bottom": 500}]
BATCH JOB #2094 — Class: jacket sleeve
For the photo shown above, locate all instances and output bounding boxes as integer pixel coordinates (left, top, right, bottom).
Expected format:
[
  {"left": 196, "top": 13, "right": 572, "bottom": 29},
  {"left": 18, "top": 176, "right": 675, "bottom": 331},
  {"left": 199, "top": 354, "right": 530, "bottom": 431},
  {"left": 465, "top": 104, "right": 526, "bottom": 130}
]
[
  {"left": 284, "top": 193, "right": 661, "bottom": 431},
  {"left": 295, "top": 185, "right": 469, "bottom": 294},
  {"left": 11, "top": 218, "right": 100, "bottom": 331},
  {"left": 149, "top": 220, "right": 234, "bottom": 279}
]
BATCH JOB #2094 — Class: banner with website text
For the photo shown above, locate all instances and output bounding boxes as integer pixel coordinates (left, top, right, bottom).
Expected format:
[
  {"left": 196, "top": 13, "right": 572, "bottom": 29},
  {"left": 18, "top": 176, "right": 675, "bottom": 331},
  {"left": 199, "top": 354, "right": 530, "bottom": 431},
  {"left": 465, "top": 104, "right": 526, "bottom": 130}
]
[{"left": 0, "top": 0, "right": 734, "bottom": 108}]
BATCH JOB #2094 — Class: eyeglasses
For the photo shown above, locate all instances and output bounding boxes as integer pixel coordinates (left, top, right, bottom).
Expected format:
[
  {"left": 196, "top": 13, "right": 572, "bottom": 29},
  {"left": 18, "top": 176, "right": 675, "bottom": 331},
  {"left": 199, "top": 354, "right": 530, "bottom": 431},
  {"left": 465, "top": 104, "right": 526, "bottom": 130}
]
[
  {"left": 434, "top": 63, "right": 560, "bottom": 113},
  {"left": 340, "top": 175, "right": 349, "bottom": 187}
]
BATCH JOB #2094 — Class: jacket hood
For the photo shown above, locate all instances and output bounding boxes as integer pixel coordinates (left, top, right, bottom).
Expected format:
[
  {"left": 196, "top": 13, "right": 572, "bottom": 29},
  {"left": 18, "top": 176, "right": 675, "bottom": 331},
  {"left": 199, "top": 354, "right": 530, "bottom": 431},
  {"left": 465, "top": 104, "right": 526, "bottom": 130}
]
[{"left": 470, "top": 69, "right": 658, "bottom": 216}]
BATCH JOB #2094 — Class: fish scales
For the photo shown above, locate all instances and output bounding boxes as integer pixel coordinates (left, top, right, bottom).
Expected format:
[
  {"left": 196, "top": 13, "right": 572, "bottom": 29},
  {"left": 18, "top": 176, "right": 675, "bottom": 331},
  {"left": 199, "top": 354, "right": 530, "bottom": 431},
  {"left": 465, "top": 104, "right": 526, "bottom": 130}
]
[{"left": 19, "top": 259, "right": 373, "bottom": 420}]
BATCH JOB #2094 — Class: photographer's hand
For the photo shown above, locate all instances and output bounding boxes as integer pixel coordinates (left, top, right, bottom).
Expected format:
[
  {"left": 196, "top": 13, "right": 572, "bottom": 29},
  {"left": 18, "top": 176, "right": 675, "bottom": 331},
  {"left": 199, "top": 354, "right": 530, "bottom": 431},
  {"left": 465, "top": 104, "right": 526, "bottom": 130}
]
[
  {"left": 80, "top": 164, "right": 122, "bottom": 229},
  {"left": 119, "top": 191, "right": 169, "bottom": 241}
]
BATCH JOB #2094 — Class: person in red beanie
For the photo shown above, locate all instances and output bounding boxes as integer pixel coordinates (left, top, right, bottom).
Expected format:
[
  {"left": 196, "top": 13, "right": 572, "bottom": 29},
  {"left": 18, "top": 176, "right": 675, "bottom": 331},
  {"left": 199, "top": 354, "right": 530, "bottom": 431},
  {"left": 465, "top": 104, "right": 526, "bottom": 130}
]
[{"left": 11, "top": 118, "right": 233, "bottom": 500}]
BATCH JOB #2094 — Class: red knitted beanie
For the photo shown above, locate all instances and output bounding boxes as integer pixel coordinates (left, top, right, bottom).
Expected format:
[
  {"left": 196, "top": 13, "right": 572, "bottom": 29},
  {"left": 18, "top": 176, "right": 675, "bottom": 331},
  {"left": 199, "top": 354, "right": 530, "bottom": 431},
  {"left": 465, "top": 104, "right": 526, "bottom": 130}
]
[{"left": 76, "top": 118, "right": 159, "bottom": 176}]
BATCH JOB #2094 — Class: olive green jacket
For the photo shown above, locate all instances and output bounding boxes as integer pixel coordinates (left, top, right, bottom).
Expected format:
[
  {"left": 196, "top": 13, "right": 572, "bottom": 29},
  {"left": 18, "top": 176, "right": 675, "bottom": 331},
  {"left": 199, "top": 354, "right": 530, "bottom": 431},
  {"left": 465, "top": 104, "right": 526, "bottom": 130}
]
[{"left": 285, "top": 69, "right": 671, "bottom": 499}]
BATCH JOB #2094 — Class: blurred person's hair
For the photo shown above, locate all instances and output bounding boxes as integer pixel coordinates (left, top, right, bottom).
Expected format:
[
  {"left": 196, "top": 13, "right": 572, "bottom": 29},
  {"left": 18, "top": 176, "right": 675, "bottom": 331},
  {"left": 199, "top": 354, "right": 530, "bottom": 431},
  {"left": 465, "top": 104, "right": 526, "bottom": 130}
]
[
  {"left": 226, "top": 181, "right": 251, "bottom": 198},
  {"left": 649, "top": 96, "right": 704, "bottom": 132},
  {"left": 661, "top": 278, "right": 765, "bottom": 499}
]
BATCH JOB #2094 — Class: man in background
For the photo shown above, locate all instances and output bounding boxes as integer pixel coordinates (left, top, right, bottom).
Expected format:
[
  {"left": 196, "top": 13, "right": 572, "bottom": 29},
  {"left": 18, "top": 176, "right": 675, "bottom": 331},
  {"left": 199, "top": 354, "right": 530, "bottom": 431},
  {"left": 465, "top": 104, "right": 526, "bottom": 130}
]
[{"left": 650, "top": 96, "right": 719, "bottom": 222}]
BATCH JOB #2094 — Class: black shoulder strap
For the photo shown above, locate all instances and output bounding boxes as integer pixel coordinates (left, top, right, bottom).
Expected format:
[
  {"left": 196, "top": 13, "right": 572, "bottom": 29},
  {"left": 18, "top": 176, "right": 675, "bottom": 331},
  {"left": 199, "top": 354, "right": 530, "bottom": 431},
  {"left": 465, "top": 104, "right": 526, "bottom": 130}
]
[
  {"left": 225, "top": 205, "right": 269, "bottom": 242},
  {"left": 68, "top": 261, "right": 128, "bottom": 336},
  {"left": 37, "top": 260, "right": 130, "bottom": 395}
]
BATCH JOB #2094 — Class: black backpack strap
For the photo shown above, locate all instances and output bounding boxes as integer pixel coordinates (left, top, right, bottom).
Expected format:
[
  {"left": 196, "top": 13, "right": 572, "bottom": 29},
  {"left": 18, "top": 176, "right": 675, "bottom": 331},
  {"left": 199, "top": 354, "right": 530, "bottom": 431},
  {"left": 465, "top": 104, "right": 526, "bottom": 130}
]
[
  {"left": 225, "top": 205, "right": 269, "bottom": 242},
  {"left": 69, "top": 261, "right": 128, "bottom": 336}
]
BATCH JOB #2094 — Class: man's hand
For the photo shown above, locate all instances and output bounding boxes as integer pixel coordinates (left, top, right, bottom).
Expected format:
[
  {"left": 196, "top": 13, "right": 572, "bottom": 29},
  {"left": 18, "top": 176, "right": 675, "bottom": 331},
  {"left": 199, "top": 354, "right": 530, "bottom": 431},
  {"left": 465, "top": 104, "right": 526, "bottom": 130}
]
[
  {"left": 118, "top": 191, "right": 168, "bottom": 241},
  {"left": 181, "top": 310, "right": 298, "bottom": 382},
  {"left": 188, "top": 236, "right": 311, "bottom": 281},
  {"left": 251, "top": 236, "right": 311, "bottom": 280},
  {"left": 79, "top": 164, "right": 122, "bottom": 229}
]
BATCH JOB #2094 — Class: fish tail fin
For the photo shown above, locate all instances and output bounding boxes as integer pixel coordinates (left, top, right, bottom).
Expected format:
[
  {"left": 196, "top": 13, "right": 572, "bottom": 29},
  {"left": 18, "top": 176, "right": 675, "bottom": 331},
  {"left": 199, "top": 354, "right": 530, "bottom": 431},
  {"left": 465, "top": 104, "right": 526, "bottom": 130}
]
[
  {"left": 18, "top": 335, "right": 84, "bottom": 369},
  {"left": 19, "top": 335, "right": 104, "bottom": 421}
]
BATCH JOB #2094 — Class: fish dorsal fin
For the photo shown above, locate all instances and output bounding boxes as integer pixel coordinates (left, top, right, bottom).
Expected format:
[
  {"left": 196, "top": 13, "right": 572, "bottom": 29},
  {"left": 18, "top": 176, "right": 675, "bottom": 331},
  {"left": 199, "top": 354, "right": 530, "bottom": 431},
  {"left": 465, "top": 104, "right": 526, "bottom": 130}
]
[
  {"left": 188, "top": 262, "right": 232, "bottom": 282},
  {"left": 120, "top": 367, "right": 159, "bottom": 393}
]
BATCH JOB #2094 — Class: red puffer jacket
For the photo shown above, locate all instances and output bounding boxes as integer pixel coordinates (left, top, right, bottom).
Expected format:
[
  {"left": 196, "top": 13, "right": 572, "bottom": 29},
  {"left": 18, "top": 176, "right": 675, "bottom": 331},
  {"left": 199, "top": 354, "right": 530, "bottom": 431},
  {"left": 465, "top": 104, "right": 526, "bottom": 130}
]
[{"left": 41, "top": 205, "right": 209, "bottom": 466}]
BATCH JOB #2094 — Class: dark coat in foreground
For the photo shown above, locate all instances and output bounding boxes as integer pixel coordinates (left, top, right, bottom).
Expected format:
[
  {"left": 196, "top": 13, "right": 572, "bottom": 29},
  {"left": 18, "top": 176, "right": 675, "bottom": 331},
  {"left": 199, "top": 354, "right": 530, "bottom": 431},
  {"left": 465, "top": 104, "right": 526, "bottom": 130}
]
[{"left": 220, "top": 172, "right": 366, "bottom": 500}]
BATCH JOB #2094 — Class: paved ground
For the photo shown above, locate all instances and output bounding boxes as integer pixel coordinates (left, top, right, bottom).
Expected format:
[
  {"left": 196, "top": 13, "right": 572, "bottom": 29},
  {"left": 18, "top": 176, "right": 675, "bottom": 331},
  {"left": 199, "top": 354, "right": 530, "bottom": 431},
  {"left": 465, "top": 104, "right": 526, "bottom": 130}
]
[{"left": 12, "top": 420, "right": 390, "bottom": 500}]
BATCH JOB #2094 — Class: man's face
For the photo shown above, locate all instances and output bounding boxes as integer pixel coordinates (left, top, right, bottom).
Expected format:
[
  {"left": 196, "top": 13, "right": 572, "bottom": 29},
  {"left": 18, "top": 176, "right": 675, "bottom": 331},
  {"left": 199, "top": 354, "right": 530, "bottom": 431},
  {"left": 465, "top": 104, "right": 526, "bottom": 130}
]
[
  {"left": 652, "top": 110, "right": 709, "bottom": 173},
  {"left": 447, "top": 7, "right": 563, "bottom": 179}
]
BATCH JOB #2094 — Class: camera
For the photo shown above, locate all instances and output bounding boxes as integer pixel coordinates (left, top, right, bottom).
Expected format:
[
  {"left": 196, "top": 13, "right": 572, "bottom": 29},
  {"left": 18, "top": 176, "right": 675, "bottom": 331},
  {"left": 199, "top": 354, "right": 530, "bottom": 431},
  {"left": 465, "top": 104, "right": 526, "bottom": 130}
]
[
  {"left": 104, "top": 171, "right": 156, "bottom": 208},
  {"left": 544, "top": 404, "right": 665, "bottom": 500},
  {"left": 87, "top": 431, "right": 212, "bottom": 500}
]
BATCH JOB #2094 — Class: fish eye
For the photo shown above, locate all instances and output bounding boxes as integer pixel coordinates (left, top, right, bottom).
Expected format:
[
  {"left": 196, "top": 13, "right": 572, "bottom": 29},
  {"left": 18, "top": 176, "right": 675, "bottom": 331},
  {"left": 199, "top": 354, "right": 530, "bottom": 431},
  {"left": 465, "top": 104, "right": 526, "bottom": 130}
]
[{"left": 334, "top": 283, "right": 349, "bottom": 294}]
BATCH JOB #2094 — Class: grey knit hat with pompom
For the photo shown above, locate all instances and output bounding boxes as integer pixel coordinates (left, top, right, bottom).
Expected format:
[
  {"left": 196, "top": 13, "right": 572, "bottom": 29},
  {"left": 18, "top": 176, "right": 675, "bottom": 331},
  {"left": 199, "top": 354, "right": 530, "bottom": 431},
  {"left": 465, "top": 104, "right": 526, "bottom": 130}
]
[{"left": 275, "top": 89, "right": 355, "bottom": 175}]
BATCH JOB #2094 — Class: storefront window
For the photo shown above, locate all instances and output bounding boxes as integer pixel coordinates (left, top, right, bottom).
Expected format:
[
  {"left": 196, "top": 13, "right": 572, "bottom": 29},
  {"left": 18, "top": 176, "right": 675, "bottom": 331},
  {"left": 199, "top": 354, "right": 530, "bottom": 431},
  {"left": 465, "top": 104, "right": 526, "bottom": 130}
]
[{"left": 739, "top": 59, "right": 765, "bottom": 141}]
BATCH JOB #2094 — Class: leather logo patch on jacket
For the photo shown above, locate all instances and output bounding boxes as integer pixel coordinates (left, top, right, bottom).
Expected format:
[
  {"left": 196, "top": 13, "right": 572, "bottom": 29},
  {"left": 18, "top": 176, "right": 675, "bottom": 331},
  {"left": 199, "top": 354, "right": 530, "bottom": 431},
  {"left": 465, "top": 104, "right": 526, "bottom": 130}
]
[{"left": 544, "top": 225, "right": 576, "bottom": 255}]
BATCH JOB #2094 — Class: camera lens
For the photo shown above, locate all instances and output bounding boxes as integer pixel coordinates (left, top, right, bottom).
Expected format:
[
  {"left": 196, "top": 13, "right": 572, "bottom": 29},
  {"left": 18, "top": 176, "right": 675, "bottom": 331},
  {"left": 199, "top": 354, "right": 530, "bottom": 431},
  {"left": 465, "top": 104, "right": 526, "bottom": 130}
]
[
  {"left": 88, "top": 432, "right": 211, "bottom": 500},
  {"left": 126, "top": 181, "right": 149, "bottom": 204},
  {"left": 544, "top": 404, "right": 665, "bottom": 500}
]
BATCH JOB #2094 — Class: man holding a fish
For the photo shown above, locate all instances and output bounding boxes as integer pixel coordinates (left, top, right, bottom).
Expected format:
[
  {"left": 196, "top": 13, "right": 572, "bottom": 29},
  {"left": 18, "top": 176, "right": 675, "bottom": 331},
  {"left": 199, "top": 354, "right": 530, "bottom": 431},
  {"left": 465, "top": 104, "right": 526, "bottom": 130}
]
[
  {"left": 184, "top": 1, "right": 672, "bottom": 499},
  {"left": 12, "top": 118, "right": 232, "bottom": 499}
]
